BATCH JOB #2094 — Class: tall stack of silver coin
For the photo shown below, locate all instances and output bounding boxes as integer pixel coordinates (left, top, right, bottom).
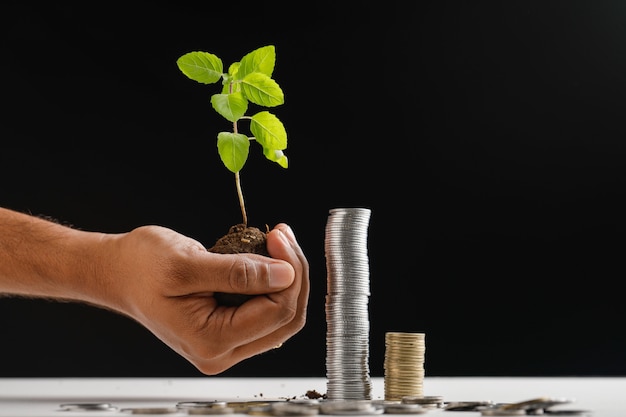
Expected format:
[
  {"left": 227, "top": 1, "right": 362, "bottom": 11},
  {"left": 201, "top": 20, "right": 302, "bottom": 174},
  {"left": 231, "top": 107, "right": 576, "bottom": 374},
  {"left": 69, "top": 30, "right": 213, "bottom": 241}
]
[
  {"left": 324, "top": 207, "right": 373, "bottom": 401},
  {"left": 383, "top": 332, "right": 426, "bottom": 401}
]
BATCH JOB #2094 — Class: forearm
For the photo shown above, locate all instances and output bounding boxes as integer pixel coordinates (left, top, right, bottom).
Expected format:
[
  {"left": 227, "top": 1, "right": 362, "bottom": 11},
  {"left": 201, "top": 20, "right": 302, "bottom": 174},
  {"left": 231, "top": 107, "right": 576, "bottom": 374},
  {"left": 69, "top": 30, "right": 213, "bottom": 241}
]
[{"left": 0, "top": 207, "right": 114, "bottom": 306}]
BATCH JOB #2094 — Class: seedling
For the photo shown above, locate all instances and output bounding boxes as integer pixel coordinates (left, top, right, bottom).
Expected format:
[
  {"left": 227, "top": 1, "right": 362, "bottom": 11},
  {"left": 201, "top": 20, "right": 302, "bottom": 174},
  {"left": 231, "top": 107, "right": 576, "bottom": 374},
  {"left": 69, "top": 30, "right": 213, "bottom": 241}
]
[{"left": 176, "top": 45, "right": 288, "bottom": 226}]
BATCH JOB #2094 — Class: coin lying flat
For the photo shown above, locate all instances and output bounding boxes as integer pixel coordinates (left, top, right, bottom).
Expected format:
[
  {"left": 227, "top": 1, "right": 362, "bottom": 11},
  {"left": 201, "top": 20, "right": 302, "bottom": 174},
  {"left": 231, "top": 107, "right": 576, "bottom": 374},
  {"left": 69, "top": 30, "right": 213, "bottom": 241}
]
[
  {"left": 383, "top": 403, "right": 429, "bottom": 414},
  {"left": 247, "top": 405, "right": 275, "bottom": 416},
  {"left": 177, "top": 401, "right": 229, "bottom": 409},
  {"left": 187, "top": 407, "right": 235, "bottom": 415},
  {"left": 227, "top": 401, "right": 280, "bottom": 413},
  {"left": 481, "top": 409, "right": 526, "bottom": 416},
  {"left": 120, "top": 407, "right": 179, "bottom": 414},
  {"left": 59, "top": 403, "right": 117, "bottom": 411},
  {"left": 444, "top": 401, "right": 494, "bottom": 411},
  {"left": 401, "top": 395, "right": 444, "bottom": 409},
  {"left": 270, "top": 402, "right": 319, "bottom": 416},
  {"left": 499, "top": 397, "right": 573, "bottom": 412},
  {"left": 544, "top": 411, "right": 593, "bottom": 416}
]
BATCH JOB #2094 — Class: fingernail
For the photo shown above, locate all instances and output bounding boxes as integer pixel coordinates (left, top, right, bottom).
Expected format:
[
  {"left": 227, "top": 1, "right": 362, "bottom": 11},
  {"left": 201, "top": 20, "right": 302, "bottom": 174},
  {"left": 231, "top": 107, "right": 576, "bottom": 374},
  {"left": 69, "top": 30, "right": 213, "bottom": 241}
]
[{"left": 269, "top": 262, "right": 295, "bottom": 289}]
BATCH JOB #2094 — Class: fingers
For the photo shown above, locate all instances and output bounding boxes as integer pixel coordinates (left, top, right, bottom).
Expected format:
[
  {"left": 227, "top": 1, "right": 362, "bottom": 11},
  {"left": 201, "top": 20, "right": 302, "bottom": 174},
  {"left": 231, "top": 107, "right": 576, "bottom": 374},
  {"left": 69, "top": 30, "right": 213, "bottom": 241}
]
[
  {"left": 224, "top": 224, "right": 310, "bottom": 363},
  {"left": 184, "top": 224, "right": 310, "bottom": 374},
  {"left": 266, "top": 224, "right": 310, "bottom": 313}
]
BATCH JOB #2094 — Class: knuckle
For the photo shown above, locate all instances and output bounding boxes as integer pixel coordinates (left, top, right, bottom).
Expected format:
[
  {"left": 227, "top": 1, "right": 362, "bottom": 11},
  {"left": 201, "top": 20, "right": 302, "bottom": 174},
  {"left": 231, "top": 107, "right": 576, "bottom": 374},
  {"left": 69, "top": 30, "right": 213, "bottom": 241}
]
[
  {"left": 275, "top": 300, "right": 300, "bottom": 327},
  {"left": 228, "top": 259, "right": 253, "bottom": 292}
]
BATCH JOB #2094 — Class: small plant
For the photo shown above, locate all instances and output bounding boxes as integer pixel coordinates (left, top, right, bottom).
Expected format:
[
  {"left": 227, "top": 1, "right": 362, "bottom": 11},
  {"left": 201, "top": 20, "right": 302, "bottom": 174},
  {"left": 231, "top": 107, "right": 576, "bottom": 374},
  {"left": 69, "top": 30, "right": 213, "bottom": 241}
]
[{"left": 176, "top": 45, "right": 288, "bottom": 227}]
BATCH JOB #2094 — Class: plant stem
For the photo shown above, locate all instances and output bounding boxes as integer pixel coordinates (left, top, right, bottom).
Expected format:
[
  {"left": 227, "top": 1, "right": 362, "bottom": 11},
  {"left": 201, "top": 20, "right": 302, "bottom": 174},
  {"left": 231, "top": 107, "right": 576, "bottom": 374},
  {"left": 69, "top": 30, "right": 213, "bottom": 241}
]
[{"left": 235, "top": 171, "right": 248, "bottom": 226}]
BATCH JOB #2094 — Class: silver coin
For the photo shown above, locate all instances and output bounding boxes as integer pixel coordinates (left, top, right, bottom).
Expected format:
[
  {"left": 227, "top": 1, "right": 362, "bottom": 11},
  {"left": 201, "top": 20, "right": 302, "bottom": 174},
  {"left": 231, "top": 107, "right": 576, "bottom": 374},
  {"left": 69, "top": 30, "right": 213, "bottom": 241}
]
[
  {"left": 319, "top": 401, "right": 381, "bottom": 415},
  {"left": 270, "top": 402, "right": 319, "bottom": 416},
  {"left": 177, "top": 401, "right": 228, "bottom": 409},
  {"left": 444, "top": 401, "right": 495, "bottom": 411},
  {"left": 500, "top": 397, "right": 573, "bottom": 412},
  {"left": 187, "top": 407, "right": 235, "bottom": 415},
  {"left": 544, "top": 411, "right": 593, "bottom": 416},
  {"left": 323, "top": 408, "right": 383, "bottom": 415},
  {"left": 247, "top": 405, "right": 275, "bottom": 416},
  {"left": 481, "top": 409, "right": 527, "bottom": 416},
  {"left": 401, "top": 396, "right": 443, "bottom": 404},
  {"left": 59, "top": 403, "right": 117, "bottom": 411},
  {"left": 120, "top": 407, "right": 179, "bottom": 414},
  {"left": 226, "top": 401, "right": 278, "bottom": 413},
  {"left": 384, "top": 403, "right": 429, "bottom": 414}
]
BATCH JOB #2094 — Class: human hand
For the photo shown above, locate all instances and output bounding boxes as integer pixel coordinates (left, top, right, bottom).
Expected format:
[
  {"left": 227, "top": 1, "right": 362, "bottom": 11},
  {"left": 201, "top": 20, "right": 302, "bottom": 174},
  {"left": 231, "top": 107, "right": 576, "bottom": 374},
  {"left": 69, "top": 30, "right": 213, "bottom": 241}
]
[{"left": 98, "top": 223, "right": 309, "bottom": 375}]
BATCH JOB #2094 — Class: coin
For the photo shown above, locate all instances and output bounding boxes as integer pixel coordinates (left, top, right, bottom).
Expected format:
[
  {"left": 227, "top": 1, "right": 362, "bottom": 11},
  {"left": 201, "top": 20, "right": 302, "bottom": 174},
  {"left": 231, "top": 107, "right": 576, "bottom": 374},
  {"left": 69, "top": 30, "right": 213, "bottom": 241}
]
[
  {"left": 177, "top": 401, "right": 229, "bottom": 409},
  {"left": 444, "top": 401, "right": 494, "bottom": 411},
  {"left": 500, "top": 397, "right": 572, "bottom": 411},
  {"left": 383, "top": 404, "right": 429, "bottom": 414},
  {"left": 59, "top": 403, "right": 117, "bottom": 411},
  {"left": 247, "top": 405, "right": 274, "bottom": 416},
  {"left": 120, "top": 407, "right": 179, "bottom": 414},
  {"left": 187, "top": 407, "right": 235, "bottom": 415},
  {"left": 481, "top": 409, "right": 527, "bottom": 416},
  {"left": 270, "top": 402, "right": 319, "bottom": 416},
  {"left": 319, "top": 400, "right": 383, "bottom": 415}
]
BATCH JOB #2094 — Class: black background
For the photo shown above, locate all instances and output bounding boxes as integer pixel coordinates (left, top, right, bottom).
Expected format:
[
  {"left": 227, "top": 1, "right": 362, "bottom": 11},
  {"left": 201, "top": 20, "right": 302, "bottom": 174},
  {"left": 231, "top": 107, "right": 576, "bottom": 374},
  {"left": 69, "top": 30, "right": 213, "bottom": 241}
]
[{"left": 1, "top": 1, "right": 625, "bottom": 377}]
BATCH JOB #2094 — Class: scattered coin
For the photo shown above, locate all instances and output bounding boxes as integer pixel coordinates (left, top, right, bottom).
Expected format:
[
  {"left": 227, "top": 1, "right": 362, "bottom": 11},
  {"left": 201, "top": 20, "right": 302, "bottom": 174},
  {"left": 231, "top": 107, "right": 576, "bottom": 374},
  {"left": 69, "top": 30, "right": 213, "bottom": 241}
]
[
  {"left": 59, "top": 403, "right": 117, "bottom": 411},
  {"left": 247, "top": 405, "right": 275, "bottom": 416},
  {"left": 270, "top": 402, "right": 319, "bottom": 416},
  {"left": 383, "top": 403, "right": 429, "bottom": 414},
  {"left": 187, "top": 407, "right": 235, "bottom": 415},
  {"left": 401, "top": 395, "right": 444, "bottom": 409},
  {"left": 478, "top": 397, "right": 585, "bottom": 416},
  {"left": 444, "top": 401, "right": 495, "bottom": 411},
  {"left": 177, "top": 401, "right": 229, "bottom": 409},
  {"left": 120, "top": 407, "right": 179, "bottom": 414},
  {"left": 544, "top": 410, "right": 593, "bottom": 416},
  {"left": 481, "top": 409, "right": 526, "bottom": 416},
  {"left": 499, "top": 397, "right": 573, "bottom": 412}
]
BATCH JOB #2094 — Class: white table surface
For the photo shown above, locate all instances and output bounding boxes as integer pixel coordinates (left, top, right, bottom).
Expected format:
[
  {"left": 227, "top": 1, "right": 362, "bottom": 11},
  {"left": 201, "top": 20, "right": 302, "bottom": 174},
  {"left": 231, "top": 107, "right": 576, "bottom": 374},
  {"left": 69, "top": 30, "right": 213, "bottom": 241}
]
[{"left": 0, "top": 377, "right": 623, "bottom": 417}]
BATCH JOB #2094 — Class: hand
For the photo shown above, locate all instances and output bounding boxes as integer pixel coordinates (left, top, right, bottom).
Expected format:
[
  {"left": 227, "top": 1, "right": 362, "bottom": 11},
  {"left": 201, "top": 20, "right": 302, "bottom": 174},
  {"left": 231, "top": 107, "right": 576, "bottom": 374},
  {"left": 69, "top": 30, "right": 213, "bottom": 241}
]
[{"left": 101, "top": 223, "right": 310, "bottom": 375}]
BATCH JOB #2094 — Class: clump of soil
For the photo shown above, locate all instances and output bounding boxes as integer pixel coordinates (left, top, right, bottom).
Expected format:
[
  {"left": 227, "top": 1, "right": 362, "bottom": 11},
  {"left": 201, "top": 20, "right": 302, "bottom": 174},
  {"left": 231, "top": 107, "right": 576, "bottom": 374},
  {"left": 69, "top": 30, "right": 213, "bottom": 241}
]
[
  {"left": 209, "top": 223, "right": 269, "bottom": 306},
  {"left": 209, "top": 223, "right": 269, "bottom": 256},
  {"left": 305, "top": 390, "right": 327, "bottom": 400}
]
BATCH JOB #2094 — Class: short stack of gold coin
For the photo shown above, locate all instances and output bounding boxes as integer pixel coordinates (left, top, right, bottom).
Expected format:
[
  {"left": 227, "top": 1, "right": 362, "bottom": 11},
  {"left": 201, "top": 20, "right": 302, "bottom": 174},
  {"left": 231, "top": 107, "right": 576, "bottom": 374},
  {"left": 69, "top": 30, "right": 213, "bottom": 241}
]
[{"left": 383, "top": 332, "right": 426, "bottom": 402}]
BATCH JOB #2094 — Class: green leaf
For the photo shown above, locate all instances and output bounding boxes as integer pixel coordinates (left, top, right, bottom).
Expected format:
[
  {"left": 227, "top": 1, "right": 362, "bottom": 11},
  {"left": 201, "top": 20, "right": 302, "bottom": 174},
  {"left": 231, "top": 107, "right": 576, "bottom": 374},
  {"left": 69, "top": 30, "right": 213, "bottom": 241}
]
[
  {"left": 263, "top": 148, "right": 288, "bottom": 168},
  {"left": 221, "top": 63, "right": 241, "bottom": 94},
  {"left": 241, "top": 73, "right": 284, "bottom": 107},
  {"left": 211, "top": 92, "right": 248, "bottom": 122},
  {"left": 177, "top": 52, "right": 223, "bottom": 84},
  {"left": 227, "top": 62, "right": 240, "bottom": 77},
  {"left": 250, "top": 111, "right": 287, "bottom": 150},
  {"left": 236, "top": 45, "right": 275, "bottom": 80},
  {"left": 217, "top": 132, "right": 250, "bottom": 173}
]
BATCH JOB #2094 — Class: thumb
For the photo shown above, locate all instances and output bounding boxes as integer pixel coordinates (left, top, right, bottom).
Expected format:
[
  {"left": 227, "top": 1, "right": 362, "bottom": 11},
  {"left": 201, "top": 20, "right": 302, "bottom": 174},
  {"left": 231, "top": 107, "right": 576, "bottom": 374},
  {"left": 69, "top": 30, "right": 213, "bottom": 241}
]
[{"left": 201, "top": 252, "right": 295, "bottom": 295}]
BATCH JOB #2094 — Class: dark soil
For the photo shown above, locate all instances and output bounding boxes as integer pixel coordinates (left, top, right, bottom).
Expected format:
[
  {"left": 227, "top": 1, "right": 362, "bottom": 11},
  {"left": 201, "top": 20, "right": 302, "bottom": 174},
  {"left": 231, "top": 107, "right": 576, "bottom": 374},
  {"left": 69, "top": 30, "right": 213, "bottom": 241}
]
[
  {"left": 305, "top": 390, "right": 327, "bottom": 400},
  {"left": 208, "top": 223, "right": 269, "bottom": 306}
]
